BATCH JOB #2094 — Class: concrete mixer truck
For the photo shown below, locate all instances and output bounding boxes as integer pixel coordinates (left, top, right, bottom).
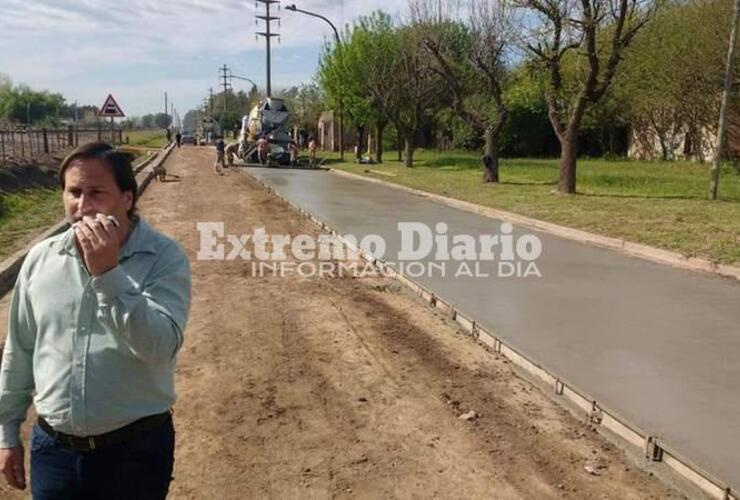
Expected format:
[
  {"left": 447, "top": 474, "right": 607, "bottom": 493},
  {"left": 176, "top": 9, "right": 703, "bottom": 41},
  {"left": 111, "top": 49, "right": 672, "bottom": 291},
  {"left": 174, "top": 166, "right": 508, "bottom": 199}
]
[{"left": 235, "top": 97, "right": 294, "bottom": 166}]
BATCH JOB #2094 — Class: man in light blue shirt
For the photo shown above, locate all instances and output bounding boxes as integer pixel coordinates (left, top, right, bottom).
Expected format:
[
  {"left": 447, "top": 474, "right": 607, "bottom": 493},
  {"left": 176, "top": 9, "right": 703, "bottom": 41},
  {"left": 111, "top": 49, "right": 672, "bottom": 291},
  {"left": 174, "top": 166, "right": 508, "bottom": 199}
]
[{"left": 0, "top": 143, "right": 191, "bottom": 499}]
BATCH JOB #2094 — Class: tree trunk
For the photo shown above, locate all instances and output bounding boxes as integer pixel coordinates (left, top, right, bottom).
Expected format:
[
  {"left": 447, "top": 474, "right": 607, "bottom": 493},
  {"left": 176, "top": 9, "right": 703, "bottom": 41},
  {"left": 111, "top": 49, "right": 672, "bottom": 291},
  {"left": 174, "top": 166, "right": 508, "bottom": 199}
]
[
  {"left": 404, "top": 135, "right": 414, "bottom": 168},
  {"left": 558, "top": 132, "right": 578, "bottom": 194},
  {"left": 608, "top": 128, "right": 616, "bottom": 156},
  {"left": 397, "top": 127, "right": 403, "bottom": 162},
  {"left": 376, "top": 123, "right": 385, "bottom": 164},
  {"left": 658, "top": 133, "right": 669, "bottom": 161},
  {"left": 483, "top": 128, "right": 499, "bottom": 183},
  {"left": 355, "top": 126, "right": 364, "bottom": 161}
]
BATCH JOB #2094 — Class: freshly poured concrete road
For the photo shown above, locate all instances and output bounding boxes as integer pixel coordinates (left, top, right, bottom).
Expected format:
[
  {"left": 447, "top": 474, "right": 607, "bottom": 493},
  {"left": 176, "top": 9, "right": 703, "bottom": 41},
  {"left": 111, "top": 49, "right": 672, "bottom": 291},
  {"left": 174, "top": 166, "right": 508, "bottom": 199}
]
[{"left": 245, "top": 167, "right": 740, "bottom": 489}]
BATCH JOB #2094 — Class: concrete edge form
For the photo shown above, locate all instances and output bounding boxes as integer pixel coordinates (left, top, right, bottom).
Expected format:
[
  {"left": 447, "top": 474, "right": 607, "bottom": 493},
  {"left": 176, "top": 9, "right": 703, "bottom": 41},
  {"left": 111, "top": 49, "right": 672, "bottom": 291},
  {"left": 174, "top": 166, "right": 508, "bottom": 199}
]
[
  {"left": 0, "top": 143, "right": 175, "bottom": 298},
  {"left": 246, "top": 169, "right": 738, "bottom": 500},
  {"left": 329, "top": 168, "right": 740, "bottom": 283}
]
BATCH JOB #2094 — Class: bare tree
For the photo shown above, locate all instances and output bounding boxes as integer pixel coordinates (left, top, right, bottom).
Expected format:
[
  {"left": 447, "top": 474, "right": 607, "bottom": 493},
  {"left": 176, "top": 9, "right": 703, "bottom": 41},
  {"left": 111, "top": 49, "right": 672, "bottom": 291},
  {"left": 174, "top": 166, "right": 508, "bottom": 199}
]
[
  {"left": 515, "top": 0, "right": 655, "bottom": 193},
  {"left": 411, "top": 0, "right": 516, "bottom": 182}
]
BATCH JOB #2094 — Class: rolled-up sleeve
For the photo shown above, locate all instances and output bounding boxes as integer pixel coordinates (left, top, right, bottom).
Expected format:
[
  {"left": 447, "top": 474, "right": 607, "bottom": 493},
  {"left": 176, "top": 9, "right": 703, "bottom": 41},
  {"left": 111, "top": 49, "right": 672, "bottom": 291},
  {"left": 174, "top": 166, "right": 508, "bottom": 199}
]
[
  {"left": 0, "top": 265, "right": 37, "bottom": 448},
  {"left": 92, "top": 242, "right": 191, "bottom": 364}
]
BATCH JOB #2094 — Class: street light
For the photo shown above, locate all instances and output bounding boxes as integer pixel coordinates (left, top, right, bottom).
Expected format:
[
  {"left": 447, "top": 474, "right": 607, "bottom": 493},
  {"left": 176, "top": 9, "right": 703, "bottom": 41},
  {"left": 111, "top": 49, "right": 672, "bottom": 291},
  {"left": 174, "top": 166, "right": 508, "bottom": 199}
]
[
  {"left": 230, "top": 74, "right": 258, "bottom": 94},
  {"left": 284, "top": 4, "right": 345, "bottom": 160}
]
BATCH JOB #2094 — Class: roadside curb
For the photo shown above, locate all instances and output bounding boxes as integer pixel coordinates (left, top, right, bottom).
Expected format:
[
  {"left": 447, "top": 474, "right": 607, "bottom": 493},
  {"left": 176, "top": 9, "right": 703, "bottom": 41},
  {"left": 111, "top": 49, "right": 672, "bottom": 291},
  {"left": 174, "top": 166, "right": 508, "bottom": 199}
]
[
  {"left": 246, "top": 168, "right": 738, "bottom": 500},
  {"left": 329, "top": 168, "right": 740, "bottom": 282},
  {"left": 0, "top": 143, "right": 175, "bottom": 297}
]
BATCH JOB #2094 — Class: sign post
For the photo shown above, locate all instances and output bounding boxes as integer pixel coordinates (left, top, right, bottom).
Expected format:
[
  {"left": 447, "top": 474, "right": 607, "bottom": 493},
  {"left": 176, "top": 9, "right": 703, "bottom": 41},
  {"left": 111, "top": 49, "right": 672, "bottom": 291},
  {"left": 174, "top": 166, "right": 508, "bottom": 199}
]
[{"left": 98, "top": 94, "right": 125, "bottom": 144}]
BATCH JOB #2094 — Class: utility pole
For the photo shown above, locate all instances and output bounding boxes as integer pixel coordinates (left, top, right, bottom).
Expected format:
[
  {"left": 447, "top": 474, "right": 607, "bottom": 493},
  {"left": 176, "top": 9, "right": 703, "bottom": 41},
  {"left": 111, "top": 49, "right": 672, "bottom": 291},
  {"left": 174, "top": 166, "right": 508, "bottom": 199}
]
[
  {"left": 164, "top": 92, "right": 168, "bottom": 130},
  {"left": 256, "top": 0, "right": 280, "bottom": 98},
  {"left": 220, "top": 64, "right": 230, "bottom": 115},
  {"left": 209, "top": 87, "right": 214, "bottom": 115},
  {"left": 710, "top": 0, "right": 740, "bottom": 200}
]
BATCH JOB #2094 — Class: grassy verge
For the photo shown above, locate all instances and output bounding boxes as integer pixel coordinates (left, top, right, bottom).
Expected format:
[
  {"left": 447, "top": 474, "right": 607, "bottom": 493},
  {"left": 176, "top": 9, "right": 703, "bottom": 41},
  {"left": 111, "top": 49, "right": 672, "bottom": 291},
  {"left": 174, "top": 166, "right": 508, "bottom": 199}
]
[
  {"left": 0, "top": 140, "right": 157, "bottom": 261},
  {"left": 124, "top": 129, "right": 167, "bottom": 149},
  {"left": 0, "top": 187, "right": 64, "bottom": 260},
  {"left": 328, "top": 150, "right": 740, "bottom": 265}
]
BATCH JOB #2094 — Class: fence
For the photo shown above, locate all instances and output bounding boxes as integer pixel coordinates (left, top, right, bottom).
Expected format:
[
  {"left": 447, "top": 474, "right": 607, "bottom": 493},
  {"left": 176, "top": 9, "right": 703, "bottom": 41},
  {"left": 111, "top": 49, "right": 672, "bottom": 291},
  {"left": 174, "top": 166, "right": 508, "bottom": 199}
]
[{"left": 0, "top": 126, "right": 124, "bottom": 161}]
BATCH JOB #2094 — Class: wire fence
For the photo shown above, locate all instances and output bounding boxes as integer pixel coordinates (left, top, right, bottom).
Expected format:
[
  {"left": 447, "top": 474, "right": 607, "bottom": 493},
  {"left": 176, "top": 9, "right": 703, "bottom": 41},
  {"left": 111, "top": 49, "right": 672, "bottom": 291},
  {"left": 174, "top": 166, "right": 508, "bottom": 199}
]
[{"left": 0, "top": 125, "right": 124, "bottom": 161}]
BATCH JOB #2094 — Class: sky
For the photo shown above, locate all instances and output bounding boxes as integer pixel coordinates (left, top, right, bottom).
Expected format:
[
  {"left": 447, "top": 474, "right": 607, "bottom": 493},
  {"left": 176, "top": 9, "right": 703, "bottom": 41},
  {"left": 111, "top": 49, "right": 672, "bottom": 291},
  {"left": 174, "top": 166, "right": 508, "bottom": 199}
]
[{"left": 0, "top": 0, "right": 407, "bottom": 118}]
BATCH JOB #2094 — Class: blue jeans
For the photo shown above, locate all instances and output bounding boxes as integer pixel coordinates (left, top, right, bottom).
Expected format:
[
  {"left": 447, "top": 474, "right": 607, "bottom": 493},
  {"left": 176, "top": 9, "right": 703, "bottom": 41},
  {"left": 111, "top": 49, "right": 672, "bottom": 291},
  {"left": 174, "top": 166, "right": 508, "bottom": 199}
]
[{"left": 30, "top": 417, "right": 175, "bottom": 500}]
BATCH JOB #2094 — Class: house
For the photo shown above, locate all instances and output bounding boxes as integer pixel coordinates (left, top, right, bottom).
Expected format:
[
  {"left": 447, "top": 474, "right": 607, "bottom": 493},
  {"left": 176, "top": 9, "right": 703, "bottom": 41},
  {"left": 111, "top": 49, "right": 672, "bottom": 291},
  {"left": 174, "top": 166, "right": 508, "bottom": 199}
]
[
  {"left": 317, "top": 110, "right": 354, "bottom": 152},
  {"left": 628, "top": 103, "right": 740, "bottom": 161}
]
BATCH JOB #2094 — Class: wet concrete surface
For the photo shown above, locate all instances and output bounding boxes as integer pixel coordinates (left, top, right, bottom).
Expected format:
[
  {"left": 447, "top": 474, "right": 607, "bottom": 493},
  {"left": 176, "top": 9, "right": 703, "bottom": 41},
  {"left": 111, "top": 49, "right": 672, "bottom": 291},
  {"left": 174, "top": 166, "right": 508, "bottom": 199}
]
[{"left": 244, "top": 167, "right": 740, "bottom": 490}]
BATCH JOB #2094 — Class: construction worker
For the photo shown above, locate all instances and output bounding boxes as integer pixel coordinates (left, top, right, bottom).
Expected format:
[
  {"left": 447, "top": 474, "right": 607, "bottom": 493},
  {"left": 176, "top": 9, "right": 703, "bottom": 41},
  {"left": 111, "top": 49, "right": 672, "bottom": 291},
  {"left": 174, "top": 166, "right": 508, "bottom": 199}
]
[
  {"left": 308, "top": 136, "right": 317, "bottom": 167},
  {"left": 214, "top": 136, "right": 226, "bottom": 174},
  {"left": 225, "top": 141, "right": 239, "bottom": 166},
  {"left": 255, "top": 136, "right": 269, "bottom": 165}
]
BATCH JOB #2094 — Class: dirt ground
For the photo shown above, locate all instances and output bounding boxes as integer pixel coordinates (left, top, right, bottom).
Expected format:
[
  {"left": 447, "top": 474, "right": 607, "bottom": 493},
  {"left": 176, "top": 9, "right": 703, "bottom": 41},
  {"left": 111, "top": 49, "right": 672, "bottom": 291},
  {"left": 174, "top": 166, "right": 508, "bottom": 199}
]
[{"left": 0, "top": 146, "right": 682, "bottom": 499}]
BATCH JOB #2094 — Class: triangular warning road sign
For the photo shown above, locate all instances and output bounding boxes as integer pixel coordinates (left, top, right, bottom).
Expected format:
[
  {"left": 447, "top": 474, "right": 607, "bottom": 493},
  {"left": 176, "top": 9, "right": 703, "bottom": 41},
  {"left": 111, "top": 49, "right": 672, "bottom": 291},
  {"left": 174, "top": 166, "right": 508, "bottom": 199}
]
[{"left": 99, "top": 94, "right": 125, "bottom": 117}]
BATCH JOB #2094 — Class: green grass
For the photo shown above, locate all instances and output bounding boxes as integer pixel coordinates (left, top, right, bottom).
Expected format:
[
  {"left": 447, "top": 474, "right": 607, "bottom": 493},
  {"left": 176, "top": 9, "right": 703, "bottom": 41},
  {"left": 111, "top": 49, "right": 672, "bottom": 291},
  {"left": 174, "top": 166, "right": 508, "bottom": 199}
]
[
  {"left": 0, "top": 136, "right": 158, "bottom": 261},
  {"left": 328, "top": 150, "right": 740, "bottom": 265},
  {"left": 124, "top": 129, "right": 167, "bottom": 149},
  {"left": 0, "top": 187, "right": 64, "bottom": 260}
]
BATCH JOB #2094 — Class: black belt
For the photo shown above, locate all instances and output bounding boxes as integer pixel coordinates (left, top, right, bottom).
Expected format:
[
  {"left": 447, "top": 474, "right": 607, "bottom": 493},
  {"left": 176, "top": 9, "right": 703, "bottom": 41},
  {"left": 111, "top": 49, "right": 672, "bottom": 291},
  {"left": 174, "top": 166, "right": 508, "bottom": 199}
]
[{"left": 37, "top": 411, "right": 171, "bottom": 452}]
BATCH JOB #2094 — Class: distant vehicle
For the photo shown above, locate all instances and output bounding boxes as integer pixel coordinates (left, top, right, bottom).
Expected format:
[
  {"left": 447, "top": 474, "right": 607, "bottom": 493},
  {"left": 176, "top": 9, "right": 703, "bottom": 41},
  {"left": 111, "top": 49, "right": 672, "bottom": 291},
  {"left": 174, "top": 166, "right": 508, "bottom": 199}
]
[
  {"left": 199, "top": 116, "right": 221, "bottom": 145},
  {"left": 181, "top": 131, "right": 197, "bottom": 145}
]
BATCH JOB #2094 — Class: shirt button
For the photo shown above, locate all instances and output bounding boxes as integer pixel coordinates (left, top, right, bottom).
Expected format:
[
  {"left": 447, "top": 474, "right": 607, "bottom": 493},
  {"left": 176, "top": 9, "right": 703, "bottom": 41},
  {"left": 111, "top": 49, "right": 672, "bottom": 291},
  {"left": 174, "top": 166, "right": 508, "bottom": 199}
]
[{"left": 75, "top": 361, "right": 83, "bottom": 368}]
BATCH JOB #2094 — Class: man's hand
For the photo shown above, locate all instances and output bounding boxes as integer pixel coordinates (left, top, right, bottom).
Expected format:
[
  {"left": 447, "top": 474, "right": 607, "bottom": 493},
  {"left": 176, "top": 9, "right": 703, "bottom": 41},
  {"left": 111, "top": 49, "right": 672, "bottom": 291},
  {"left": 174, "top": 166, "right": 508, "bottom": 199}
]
[
  {"left": 0, "top": 446, "right": 26, "bottom": 490},
  {"left": 74, "top": 214, "right": 121, "bottom": 276}
]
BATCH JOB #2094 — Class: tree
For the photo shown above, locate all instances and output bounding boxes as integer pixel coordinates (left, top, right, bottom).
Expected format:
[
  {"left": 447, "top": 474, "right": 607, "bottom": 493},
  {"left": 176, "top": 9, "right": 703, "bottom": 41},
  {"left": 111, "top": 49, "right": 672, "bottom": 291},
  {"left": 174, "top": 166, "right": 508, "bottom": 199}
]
[
  {"left": 501, "top": 63, "right": 560, "bottom": 156},
  {"left": 616, "top": 0, "right": 737, "bottom": 162},
  {"left": 210, "top": 89, "right": 257, "bottom": 134},
  {"left": 279, "top": 83, "right": 326, "bottom": 136},
  {"left": 319, "top": 11, "right": 399, "bottom": 163},
  {"left": 392, "top": 24, "right": 447, "bottom": 167},
  {"left": 0, "top": 73, "right": 11, "bottom": 93},
  {"left": 0, "top": 85, "right": 66, "bottom": 125},
  {"left": 515, "top": 0, "right": 657, "bottom": 194},
  {"left": 413, "top": 0, "right": 516, "bottom": 181},
  {"left": 351, "top": 11, "right": 403, "bottom": 163},
  {"left": 319, "top": 28, "right": 374, "bottom": 159}
]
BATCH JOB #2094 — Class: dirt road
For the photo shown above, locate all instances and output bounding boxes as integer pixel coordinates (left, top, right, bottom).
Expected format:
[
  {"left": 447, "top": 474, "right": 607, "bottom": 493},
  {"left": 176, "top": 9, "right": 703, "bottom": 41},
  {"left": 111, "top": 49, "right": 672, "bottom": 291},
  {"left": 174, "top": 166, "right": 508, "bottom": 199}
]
[{"left": 0, "top": 146, "right": 680, "bottom": 499}]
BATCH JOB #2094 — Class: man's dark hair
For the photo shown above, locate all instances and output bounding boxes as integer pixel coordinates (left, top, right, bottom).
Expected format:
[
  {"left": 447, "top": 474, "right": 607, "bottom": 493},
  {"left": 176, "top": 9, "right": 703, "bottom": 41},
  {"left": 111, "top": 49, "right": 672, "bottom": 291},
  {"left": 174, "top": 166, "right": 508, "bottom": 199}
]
[{"left": 59, "top": 142, "right": 138, "bottom": 217}]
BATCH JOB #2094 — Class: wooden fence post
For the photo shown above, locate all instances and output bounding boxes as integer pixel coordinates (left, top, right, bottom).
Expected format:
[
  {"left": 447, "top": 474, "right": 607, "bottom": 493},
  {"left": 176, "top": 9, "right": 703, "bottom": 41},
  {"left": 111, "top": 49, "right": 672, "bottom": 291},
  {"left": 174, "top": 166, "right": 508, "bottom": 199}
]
[{"left": 42, "top": 128, "right": 49, "bottom": 154}]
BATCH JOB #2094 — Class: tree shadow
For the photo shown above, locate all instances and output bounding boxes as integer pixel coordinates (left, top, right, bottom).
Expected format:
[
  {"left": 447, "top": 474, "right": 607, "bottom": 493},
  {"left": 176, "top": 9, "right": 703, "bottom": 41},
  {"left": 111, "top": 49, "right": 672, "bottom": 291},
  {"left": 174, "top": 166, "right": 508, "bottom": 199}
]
[
  {"left": 421, "top": 156, "right": 481, "bottom": 170},
  {"left": 499, "top": 180, "right": 557, "bottom": 186},
  {"left": 319, "top": 157, "right": 349, "bottom": 166},
  {"left": 575, "top": 191, "right": 713, "bottom": 201}
]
